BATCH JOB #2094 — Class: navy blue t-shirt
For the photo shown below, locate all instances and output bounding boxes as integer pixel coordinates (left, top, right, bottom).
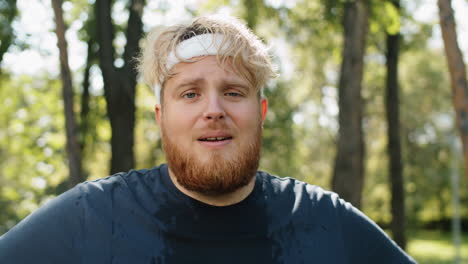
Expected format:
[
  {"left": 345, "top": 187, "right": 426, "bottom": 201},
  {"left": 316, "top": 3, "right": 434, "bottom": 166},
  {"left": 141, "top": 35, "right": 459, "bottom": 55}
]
[{"left": 0, "top": 164, "right": 416, "bottom": 263}]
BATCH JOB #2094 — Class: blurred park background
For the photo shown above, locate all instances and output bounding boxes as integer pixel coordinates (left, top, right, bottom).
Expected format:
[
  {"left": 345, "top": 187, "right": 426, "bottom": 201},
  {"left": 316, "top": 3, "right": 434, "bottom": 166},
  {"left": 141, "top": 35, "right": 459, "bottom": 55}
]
[{"left": 0, "top": 0, "right": 467, "bottom": 263}]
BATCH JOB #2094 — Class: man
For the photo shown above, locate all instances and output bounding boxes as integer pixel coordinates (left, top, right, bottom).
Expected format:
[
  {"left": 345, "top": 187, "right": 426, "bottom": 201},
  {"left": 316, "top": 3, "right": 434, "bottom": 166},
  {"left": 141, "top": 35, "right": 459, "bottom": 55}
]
[{"left": 0, "top": 15, "right": 416, "bottom": 263}]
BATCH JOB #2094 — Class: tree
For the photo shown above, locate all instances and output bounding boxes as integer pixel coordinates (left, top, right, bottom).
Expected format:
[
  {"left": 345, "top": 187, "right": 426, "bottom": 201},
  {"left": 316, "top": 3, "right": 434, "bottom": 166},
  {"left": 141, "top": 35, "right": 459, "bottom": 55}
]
[
  {"left": 242, "top": 0, "right": 258, "bottom": 29},
  {"left": 0, "top": 0, "right": 17, "bottom": 72},
  {"left": 437, "top": 0, "right": 468, "bottom": 177},
  {"left": 332, "top": 0, "right": 369, "bottom": 208},
  {"left": 51, "top": 0, "right": 84, "bottom": 187},
  {"left": 384, "top": 0, "right": 406, "bottom": 249},
  {"left": 95, "top": 0, "right": 145, "bottom": 174},
  {"left": 77, "top": 8, "right": 98, "bottom": 158}
]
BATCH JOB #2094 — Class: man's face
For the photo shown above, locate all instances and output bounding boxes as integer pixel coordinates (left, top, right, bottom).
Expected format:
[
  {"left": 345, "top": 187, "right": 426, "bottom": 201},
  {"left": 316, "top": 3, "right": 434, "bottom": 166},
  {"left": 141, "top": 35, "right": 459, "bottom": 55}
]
[{"left": 155, "top": 55, "right": 268, "bottom": 195}]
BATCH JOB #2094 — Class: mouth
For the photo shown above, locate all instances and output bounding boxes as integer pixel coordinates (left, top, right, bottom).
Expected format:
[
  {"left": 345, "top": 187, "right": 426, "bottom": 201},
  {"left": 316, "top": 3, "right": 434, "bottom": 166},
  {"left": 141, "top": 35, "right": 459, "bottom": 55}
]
[
  {"left": 197, "top": 133, "right": 234, "bottom": 149},
  {"left": 198, "top": 136, "right": 233, "bottom": 142}
]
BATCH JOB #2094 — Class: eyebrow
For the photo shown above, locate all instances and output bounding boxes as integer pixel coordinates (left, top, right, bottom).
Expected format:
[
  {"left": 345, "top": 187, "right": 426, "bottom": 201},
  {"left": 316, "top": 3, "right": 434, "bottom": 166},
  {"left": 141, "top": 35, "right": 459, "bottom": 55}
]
[
  {"left": 171, "top": 75, "right": 251, "bottom": 95},
  {"left": 173, "top": 78, "right": 204, "bottom": 90}
]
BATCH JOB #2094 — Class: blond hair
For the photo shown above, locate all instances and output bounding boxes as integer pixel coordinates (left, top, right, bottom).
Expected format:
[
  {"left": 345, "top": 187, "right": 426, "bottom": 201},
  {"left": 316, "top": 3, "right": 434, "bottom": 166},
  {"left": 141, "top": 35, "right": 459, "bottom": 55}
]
[{"left": 138, "top": 15, "right": 277, "bottom": 103}]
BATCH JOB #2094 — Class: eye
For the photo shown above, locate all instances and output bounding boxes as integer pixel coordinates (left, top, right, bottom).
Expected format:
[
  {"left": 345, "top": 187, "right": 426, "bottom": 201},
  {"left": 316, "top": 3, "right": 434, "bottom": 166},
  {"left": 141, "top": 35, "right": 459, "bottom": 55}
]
[
  {"left": 182, "top": 92, "right": 198, "bottom": 99},
  {"left": 224, "top": 85, "right": 248, "bottom": 98},
  {"left": 226, "top": 92, "right": 242, "bottom": 97}
]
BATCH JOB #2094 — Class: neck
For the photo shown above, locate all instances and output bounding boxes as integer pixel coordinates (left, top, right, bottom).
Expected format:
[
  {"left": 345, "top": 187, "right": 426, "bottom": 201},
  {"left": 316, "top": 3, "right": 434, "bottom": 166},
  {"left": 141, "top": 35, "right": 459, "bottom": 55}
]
[{"left": 168, "top": 168, "right": 256, "bottom": 207}]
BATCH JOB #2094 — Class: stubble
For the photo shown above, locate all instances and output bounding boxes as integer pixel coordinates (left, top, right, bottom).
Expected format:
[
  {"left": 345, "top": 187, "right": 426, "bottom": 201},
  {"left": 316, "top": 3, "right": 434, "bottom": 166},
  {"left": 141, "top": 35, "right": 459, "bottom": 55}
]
[{"left": 161, "top": 122, "right": 262, "bottom": 196}]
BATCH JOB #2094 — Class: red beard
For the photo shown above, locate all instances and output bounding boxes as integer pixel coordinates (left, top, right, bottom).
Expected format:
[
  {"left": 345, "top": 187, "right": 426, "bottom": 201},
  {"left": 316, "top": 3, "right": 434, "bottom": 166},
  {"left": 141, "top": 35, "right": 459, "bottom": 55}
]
[{"left": 161, "top": 124, "right": 262, "bottom": 196}]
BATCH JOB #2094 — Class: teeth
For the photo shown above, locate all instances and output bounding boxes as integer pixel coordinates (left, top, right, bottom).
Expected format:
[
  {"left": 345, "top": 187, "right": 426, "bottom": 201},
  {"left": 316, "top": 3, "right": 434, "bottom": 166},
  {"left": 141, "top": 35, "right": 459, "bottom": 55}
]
[{"left": 201, "top": 137, "right": 230, "bottom": 141}]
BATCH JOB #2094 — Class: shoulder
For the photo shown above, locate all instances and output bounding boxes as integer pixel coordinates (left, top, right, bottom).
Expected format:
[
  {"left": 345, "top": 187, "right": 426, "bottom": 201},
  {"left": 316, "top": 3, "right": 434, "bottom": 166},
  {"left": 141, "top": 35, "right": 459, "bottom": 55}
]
[
  {"left": 71, "top": 165, "right": 166, "bottom": 219},
  {"left": 0, "top": 178, "right": 85, "bottom": 262},
  {"left": 68, "top": 165, "right": 164, "bottom": 204},
  {"left": 257, "top": 171, "right": 347, "bottom": 232},
  {"left": 0, "top": 166, "right": 163, "bottom": 229},
  {"left": 0, "top": 165, "right": 166, "bottom": 263},
  {"left": 257, "top": 171, "right": 342, "bottom": 210},
  {"left": 257, "top": 171, "right": 416, "bottom": 263},
  {"left": 79, "top": 166, "right": 163, "bottom": 195}
]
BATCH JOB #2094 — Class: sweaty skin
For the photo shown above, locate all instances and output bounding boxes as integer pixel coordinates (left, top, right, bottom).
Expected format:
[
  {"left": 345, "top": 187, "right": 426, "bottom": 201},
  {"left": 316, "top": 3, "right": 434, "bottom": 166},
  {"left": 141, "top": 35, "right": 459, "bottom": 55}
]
[{"left": 155, "top": 56, "right": 268, "bottom": 206}]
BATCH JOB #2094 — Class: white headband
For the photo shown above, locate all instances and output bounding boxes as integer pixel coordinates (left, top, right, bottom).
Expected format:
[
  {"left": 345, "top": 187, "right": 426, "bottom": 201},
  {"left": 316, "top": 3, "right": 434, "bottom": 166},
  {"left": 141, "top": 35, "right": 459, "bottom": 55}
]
[{"left": 153, "top": 33, "right": 230, "bottom": 104}]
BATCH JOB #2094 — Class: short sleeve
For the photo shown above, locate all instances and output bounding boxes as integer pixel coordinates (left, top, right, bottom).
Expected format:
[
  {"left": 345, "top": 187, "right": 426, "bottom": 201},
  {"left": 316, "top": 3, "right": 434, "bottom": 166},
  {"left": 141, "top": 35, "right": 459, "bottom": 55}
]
[
  {"left": 0, "top": 185, "right": 85, "bottom": 264},
  {"left": 338, "top": 199, "right": 416, "bottom": 264}
]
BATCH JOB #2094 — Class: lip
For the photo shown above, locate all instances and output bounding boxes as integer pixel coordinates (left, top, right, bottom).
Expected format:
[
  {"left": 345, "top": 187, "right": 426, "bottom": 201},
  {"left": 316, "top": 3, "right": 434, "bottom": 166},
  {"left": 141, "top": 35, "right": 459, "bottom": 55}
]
[
  {"left": 197, "top": 131, "right": 233, "bottom": 149},
  {"left": 197, "top": 131, "right": 232, "bottom": 140},
  {"left": 198, "top": 138, "right": 233, "bottom": 149}
]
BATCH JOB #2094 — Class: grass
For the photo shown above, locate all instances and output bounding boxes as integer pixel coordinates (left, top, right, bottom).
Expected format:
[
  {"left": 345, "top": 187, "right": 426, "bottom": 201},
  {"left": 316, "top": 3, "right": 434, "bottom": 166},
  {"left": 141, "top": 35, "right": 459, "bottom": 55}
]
[{"left": 407, "top": 230, "right": 468, "bottom": 264}]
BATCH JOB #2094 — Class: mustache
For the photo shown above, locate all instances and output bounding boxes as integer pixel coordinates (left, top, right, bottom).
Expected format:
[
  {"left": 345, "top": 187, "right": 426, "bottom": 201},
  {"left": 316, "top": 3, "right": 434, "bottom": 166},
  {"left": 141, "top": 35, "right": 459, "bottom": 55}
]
[{"left": 204, "top": 120, "right": 230, "bottom": 130}]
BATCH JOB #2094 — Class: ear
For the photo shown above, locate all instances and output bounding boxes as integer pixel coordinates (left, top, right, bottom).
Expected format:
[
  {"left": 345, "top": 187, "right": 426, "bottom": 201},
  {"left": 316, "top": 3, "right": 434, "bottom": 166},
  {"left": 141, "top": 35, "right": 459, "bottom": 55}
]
[
  {"left": 154, "top": 104, "right": 162, "bottom": 126},
  {"left": 260, "top": 98, "right": 268, "bottom": 122}
]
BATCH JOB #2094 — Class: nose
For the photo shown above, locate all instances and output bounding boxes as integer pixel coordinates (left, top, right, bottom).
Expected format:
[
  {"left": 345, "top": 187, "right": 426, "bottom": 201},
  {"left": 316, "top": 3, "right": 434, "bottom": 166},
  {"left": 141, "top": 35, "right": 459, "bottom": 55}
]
[{"left": 203, "top": 95, "right": 225, "bottom": 121}]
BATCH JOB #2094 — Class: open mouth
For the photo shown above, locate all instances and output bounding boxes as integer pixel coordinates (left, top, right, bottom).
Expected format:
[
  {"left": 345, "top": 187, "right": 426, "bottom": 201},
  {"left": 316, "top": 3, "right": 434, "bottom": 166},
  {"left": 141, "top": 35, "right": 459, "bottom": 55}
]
[{"left": 198, "top": 136, "right": 233, "bottom": 142}]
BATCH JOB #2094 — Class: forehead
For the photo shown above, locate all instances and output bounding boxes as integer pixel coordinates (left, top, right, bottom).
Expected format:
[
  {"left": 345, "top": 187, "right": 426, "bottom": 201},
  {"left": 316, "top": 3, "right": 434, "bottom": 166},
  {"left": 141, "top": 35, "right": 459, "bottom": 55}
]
[{"left": 167, "top": 56, "right": 250, "bottom": 86}]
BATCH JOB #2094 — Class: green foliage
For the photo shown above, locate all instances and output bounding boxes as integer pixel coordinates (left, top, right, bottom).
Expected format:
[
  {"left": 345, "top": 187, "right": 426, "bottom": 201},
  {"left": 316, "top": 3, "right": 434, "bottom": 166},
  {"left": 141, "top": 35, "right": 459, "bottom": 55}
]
[
  {"left": 64, "top": 0, "right": 89, "bottom": 25},
  {"left": 198, "top": 0, "right": 230, "bottom": 12},
  {"left": 260, "top": 81, "right": 299, "bottom": 178},
  {"left": 320, "top": 0, "right": 344, "bottom": 26},
  {"left": 0, "top": 73, "right": 68, "bottom": 233},
  {"left": 1, "top": 0, "right": 467, "bottom": 240},
  {"left": 79, "top": 84, "right": 112, "bottom": 180},
  {"left": 369, "top": 1, "right": 401, "bottom": 36},
  {"left": 407, "top": 230, "right": 468, "bottom": 264},
  {"left": 399, "top": 48, "right": 468, "bottom": 224},
  {"left": 0, "top": 0, "right": 18, "bottom": 65},
  {"left": 358, "top": 33, "right": 468, "bottom": 224},
  {"left": 134, "top": 83, "right": 165, "bottom": 170},
  {"left": 76, "top": 0, "right": 96, "bottom": 43}
]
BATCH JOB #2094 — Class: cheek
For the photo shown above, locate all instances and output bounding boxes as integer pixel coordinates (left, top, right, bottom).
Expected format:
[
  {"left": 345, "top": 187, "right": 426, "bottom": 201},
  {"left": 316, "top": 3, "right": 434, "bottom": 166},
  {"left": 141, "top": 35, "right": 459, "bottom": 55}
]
[
  {"left": 162, "top": 105, "right": 200, "bottom": 133},
  {"left": 229, "top": 104, "right": 262, "bottom": 129}
]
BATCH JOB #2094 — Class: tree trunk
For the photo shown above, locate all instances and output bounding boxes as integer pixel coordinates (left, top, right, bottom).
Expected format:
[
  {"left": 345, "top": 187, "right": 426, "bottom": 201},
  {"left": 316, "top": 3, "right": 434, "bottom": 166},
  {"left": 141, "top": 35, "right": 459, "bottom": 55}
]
[
  {"left": 95, "top": 0, "right": 144, "bottom": 174},
  {"left": 0, "top": 29, "right": 13, "bottom": 73},
  {"left": 332, "top": 0, "right": 369, "bottom": 208},
  {"left": 51, "top": 0, "right": 84, "bottom": 187},
  {"left": 438, "top": 0, "right": 468, "bottom": 177},
  {"left": 385, "top": 0, "right": 406, "bottom": 249},
  {"left": 80, "top": 39, "right": 92, "bottom": 152},
  {"left": 0, "top": 0, "right": 18, "bottom": 74},
  {"left": 78, "top": 37, "right": 96, "bottom": 182}
]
